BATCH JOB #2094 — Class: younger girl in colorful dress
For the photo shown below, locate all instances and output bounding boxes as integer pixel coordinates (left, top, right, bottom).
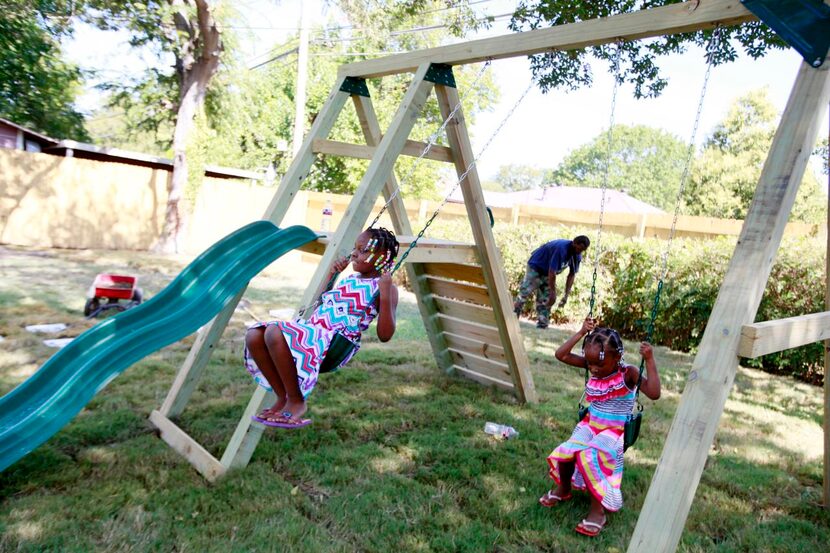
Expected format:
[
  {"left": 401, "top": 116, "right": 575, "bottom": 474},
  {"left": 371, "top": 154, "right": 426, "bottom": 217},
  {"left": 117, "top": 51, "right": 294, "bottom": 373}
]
[
  {"left": 539, "top": 317, "right": 661, "bottom": 537},
  {"left": 243, "top": 227, "right": 399, "bottom": 428}
]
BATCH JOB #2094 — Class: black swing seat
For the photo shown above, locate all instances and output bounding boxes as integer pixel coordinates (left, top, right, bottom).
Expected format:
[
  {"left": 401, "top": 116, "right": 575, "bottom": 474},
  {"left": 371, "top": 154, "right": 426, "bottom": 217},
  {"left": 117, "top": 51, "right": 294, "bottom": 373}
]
[{"left": 319, "top": 332, "right": 358, "bottom": 374}]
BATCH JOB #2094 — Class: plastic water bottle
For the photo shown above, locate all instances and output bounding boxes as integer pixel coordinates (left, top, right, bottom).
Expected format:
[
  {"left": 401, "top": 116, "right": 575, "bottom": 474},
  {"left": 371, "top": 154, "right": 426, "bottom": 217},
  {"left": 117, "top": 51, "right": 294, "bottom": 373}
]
[
  {"left": 321, "top": 199, "right": 333, "bottom": 232},
  {"left": 484, "top": 422, "right": 518, "bottom": 439}
]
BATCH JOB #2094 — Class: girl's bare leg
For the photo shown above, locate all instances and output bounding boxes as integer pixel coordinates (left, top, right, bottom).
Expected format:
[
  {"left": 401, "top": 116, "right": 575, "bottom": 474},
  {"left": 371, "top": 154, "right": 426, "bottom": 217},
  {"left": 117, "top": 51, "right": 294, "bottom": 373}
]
[
  {"left": 552, "top": 460, "right": 575, "bottom": 497},
  {"left": 245, "top": 326, "right": 287, "bottom": 416},
  {"left": 263, "top": 325, "right": 307, "bottom": 421},
  {"left": 585, "top": 495, "right": 606, "bottom": 526}
]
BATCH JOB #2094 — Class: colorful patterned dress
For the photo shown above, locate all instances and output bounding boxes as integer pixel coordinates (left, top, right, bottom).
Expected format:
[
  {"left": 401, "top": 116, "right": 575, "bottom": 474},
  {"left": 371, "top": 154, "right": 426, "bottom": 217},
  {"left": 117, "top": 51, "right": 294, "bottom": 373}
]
[
  {"left": 244, "top": 273, "right": 380, "bottom": 398},
  {"left": 547, "top": 364, "right": 636, "bottom": 512}
]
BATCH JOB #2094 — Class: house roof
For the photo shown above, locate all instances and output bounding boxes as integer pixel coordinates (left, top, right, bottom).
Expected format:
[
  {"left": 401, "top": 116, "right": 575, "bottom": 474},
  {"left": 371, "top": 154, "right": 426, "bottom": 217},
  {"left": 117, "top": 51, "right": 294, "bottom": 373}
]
[
  {"left": 44, "top": 140, "right": 264, "bottom": 181},
  {"left": 447, "top": 186, "right": 664, "bottom": 214},
  {"left": 0, "top": 118, "right": 262, "bottom": 181},
  {"left": 0, "top": 117, "right": 59, "bottom": 148}
]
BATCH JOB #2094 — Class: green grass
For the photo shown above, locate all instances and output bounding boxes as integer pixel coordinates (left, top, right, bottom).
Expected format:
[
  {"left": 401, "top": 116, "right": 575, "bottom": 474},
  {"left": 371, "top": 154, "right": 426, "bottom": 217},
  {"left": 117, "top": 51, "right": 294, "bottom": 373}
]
[{"left": 1, "top": 244, "right": 828, "bottom": 552}]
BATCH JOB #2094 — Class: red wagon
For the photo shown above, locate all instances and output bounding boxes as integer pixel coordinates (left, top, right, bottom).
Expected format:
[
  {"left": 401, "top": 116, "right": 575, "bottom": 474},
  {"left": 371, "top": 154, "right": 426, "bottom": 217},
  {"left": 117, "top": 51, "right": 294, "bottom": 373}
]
[{"left": 84, "top": 273, "right": 143, "bottom": 318}]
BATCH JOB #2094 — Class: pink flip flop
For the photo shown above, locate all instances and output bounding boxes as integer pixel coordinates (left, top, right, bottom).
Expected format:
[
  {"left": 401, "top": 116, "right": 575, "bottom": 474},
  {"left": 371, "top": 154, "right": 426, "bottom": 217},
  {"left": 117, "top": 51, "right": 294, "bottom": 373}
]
[{"left": 252, "top": 411, "right": 312, "bottom": 429}]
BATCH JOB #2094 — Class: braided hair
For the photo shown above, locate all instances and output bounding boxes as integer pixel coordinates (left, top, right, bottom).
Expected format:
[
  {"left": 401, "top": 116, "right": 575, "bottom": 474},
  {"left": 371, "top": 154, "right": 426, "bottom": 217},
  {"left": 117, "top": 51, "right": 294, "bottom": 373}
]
[
  {"left": 582, "top": 327, "right": 624, "bottom": 362},
  {"left": 364, "top": 226, "right": 400, "bottom": 274}
]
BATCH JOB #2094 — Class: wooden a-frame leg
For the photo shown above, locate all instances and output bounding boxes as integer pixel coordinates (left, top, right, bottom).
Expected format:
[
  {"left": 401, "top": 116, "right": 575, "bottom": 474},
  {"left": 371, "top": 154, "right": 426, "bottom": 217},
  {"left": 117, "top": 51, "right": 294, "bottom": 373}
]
[
  {"left": 433, "top": 84, "right": 537, "bottom": 404},
  {"left": 628, "top": 58, "right": 830, "bottom": 553},
  {"left": 351, "top": 93, "right": 454, "bottom": 374},
  {"left": 220, "top": 66, "right": 436, "bottom": 471},
  {"left": 153, "top": 77, "right": 353, "bottom": 475}
]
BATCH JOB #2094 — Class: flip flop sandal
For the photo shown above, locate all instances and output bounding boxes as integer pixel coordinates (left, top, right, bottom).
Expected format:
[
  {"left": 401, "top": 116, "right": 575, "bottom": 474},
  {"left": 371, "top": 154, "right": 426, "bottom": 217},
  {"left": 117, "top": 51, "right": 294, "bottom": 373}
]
[
  {"left": 538, "top": 490, "right": 573, "bottom": 507},
  {"left": 575, "top": 517, "right": 607, "bottom": 537},
  {"left": 254, "top": 411, "right": 312, "bottom": 429}
]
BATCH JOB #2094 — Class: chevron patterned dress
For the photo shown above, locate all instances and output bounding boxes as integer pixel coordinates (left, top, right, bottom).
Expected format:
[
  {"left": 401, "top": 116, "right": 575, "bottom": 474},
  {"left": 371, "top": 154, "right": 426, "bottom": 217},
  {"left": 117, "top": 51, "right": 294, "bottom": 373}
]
[
  {"left": 546, "top": 365, "right": 636, "bottom": 512},
  {"left": 244, "top": 273, "right": 380, "bottom": 398}
]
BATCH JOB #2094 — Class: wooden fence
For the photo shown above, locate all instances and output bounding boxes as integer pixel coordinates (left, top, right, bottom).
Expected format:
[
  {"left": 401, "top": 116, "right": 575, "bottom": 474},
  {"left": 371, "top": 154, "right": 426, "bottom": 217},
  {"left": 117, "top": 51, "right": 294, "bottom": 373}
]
[{"left": 0, "top": 149, "right": 821, "bottom": 254}]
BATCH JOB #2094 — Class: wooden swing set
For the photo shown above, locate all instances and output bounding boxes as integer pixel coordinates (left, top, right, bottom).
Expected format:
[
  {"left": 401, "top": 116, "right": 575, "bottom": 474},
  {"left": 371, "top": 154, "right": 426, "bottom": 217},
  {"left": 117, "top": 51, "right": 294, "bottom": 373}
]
[{"left": 149, "top": 1, "right": 829, "bottom": 552}]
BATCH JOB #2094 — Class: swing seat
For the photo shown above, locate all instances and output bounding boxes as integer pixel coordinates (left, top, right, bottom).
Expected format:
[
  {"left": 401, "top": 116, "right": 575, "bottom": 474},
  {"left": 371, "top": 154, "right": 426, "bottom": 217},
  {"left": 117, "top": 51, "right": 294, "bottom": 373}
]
[
  {"left": 319, "top": 332, "right": 357, "bottom": 374},
  {"left": 576, "top": 403, "right": 642, "bottom": 451},
  {"left": 623, "top": 405, "right": 643, "bottom": 451}
]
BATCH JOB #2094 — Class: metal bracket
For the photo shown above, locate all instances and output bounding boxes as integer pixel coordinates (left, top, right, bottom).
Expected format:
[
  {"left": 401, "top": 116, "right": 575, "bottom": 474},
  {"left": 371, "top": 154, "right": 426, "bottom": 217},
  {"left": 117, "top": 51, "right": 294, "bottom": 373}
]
[
  {"left": 424, "top": 64, "right": 457, "bottom": 87},
  {"left": 741, "top": 0, "right": 830, "bottom": 68},
  {"left": 339, "top": 77, "right": 370, "bottom": 97}
]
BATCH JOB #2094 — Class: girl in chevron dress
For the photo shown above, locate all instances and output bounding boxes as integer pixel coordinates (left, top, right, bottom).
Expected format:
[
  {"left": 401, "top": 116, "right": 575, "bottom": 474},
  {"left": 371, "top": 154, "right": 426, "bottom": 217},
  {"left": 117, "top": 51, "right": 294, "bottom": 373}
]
[
  {"left": 244, "top": 227, "right": 399, "bottom": 428},
  {"left": 539, "top": 318, "right": 661, "bottom": 537}
]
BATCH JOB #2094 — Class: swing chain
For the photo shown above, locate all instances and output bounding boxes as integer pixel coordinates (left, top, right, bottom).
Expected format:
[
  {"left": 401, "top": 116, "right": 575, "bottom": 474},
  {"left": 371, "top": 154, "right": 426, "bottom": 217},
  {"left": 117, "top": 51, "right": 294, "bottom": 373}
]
[
  {"left": 589, "top": 40, "right": 624, "bottom": 319},
  {"left": 638, "top": 27, "right": 721, "bottom": 345},
  {"left": 369, "top": 60, "right": 492, "bottom": 229},
  {"left": 393, "top": 79, "right": 534, "bottom": 273}
]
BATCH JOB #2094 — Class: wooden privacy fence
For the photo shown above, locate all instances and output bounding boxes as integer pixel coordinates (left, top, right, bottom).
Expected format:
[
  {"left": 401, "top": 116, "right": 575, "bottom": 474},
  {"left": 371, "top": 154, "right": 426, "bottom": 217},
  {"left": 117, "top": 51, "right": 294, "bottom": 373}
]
[
  {"left": 0, "top": 149, "right": 820, "bottom": 252},
  {"left": 304, "top": 190, "right": 819, "bottom": 241}
]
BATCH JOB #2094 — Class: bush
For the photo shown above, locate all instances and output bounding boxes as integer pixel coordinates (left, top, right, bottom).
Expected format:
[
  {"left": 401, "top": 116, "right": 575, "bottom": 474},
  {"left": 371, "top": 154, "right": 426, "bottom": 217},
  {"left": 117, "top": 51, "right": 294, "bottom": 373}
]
[{"left": 424, "top": 218, "right": 825, "bottom": 385}]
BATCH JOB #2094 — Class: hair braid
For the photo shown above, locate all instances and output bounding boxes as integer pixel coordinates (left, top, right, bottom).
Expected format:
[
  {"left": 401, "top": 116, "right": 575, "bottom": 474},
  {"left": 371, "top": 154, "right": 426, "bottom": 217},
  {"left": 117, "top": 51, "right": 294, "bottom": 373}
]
[{"left": 366, "top": 226, "right": 399, "bottom": 273}]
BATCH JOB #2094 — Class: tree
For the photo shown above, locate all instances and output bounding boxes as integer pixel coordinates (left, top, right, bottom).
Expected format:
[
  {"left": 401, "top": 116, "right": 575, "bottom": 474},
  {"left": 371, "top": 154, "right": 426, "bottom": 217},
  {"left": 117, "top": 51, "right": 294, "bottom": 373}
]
[
  {"left": 191, "top": 1, "right": 498, "bottom": 199},
  {"left": 686, "top": 89, "right": 825, "bottom": 222},
  {"left": 0, "top": 2, "right": 88, "bottom": 140},
  {"left": 548, "top": 124, "right": 687, "bottom": 210},
  {"left": 509, "top": 1, "right": 787, "bottom": 98},
  {"left": 495, "top": 164, "right": 544, "bottom": 191}
]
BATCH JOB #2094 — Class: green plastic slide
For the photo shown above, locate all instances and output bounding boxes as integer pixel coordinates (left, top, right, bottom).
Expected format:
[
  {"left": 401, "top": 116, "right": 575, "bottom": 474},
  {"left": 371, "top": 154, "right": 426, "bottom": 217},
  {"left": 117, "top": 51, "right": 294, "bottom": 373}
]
[{"left": 0, "top": 221, "right": 318, "bottom": 472}]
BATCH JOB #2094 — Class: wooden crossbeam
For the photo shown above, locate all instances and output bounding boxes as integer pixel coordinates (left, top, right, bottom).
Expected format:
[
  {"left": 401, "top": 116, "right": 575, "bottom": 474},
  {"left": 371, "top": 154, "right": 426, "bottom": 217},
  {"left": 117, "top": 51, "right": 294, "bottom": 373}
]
[
  {"left": 149, "top": 410, "right": 226, "bottom": 482},
  {"left": 339, "top": 0, "right": 755, "bottom": 78},
  {"left": 312, "top": 138, "right": 454, "bottom": 163},
  {"left": 738, "top": 312, "right": 830, "bottom": 358},
  {"left": 296, "top": 234, "right": 478, "bottom": 265}
]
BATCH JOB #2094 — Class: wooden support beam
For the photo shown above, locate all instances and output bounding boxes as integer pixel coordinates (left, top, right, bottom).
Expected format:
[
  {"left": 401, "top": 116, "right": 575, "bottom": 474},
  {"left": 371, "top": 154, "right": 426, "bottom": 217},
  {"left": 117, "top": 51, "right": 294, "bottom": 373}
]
[
  {"left": 443, "top": 331, "right": 506, "bottom": 364},
  {"left": 738, "top": 312, "right": 830, "bottom": 358},
  {"left": 296, "top": 234, "right": 478, "bottom": 265},
  {"left": 453, "top": 366, "right": 514, "bottom": 392},
  {"left": 312, "top": 138, "right": 454, "bottom": 163},
  {"left": 434, "top": 84, "right": 537, "bottom": 404},
  {"left": 159, "top": 289, "right": 244, "bottom": 418},
  {"left": 263, "top": 76, "right": 352, "bottom": 223},
  {"left": 825, "top": 140, "right": 830, "bottom": 511},
  {"left": 349, "top": 92, "right": 456, "bottom": 375},
  {"left": 437, "top": 314, "right": 501, "bottom": 345},
  {"left": 628, "top": 58, "right": 830, "bottom": 553},
  {"left": 434, "top": 296, "right": 497, "bottom": 326},
  {"left": 423, "top": 262, "right": 486, "bottom": 285},
  {"left": 218, "top": 77, "right": 365, "bottom": 473},
  {"left": 426, "top": 276, "right": 491, "bottom": 307},
  {"left": 339, "top": 0, "right": 754, "bottom": 78},
  {"left": 149, "top": 410, "right": 226, "bottom": 482}
]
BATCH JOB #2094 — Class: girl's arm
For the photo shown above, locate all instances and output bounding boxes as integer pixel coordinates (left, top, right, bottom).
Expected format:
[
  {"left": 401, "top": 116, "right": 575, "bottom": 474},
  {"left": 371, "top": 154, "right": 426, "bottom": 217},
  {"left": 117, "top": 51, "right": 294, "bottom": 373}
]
[
  {"left": 375, "top": 273, "right": 398, "bottom": 342},
  {"left": 637, "top": 342, "right": 661, "bottom": 400},
  {"left": 554, "top": 318, "right": 595, "bottom": 368},
  {"left": 325, "top": 256, "right": 350, "bottom": 290}
]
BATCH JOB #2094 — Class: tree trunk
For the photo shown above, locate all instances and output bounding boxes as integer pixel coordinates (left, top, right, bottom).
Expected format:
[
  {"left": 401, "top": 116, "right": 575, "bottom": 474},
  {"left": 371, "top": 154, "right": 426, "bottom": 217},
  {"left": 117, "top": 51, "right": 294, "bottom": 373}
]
[{"left": 153, "top": 0, "right": 222, "bottom": 254}]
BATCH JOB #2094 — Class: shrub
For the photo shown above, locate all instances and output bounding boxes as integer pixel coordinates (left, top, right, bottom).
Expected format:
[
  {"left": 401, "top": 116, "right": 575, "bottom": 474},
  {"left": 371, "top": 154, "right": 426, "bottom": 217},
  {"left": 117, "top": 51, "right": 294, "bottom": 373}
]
[{"left": 424, "top": 218, "right": 825, "bottom": 385}]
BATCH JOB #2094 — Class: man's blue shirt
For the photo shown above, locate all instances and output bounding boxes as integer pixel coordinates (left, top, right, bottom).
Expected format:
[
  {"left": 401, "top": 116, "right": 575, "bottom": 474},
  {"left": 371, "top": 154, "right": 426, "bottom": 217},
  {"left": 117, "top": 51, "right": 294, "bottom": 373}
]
[{"left": 528, "top": 239, "right": 581, "bottom": 276}]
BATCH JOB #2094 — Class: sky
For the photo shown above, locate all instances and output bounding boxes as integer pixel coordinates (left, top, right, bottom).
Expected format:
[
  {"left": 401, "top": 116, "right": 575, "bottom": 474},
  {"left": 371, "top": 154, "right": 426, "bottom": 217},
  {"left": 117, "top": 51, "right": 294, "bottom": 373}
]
[{"left": 66, "top": 0, "right": 828, "bottom": 182}]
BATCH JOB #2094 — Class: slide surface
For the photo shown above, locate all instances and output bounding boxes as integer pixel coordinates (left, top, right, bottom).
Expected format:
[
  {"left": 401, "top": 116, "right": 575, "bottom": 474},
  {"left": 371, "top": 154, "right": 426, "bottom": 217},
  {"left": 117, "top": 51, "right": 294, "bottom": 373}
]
[{"left": 0, "top": 222, "right": 318, "bottom": 472}]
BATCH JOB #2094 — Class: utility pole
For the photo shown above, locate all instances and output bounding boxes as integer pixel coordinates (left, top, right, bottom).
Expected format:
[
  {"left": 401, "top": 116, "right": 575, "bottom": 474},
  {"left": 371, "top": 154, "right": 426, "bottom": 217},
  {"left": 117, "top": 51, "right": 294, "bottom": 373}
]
[{"left": 292, "top": 1, "right": 310, "bottom": 158}]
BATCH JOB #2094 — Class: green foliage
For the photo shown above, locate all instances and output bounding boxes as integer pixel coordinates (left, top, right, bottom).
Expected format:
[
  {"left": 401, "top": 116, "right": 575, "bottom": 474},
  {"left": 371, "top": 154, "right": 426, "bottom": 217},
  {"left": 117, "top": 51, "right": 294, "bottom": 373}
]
[
  {"left": 0, "top": 2, "right": 89, "bottom": 139},
  {"left": 509, "top": 1, "right": 787, "bottom": 99},
  {"left": 548, "top": 124, "right": 687, "bottom": 210},
  {"left": 428, "top": 218, "right": 826, "bottom": 384},
  {"left": 686, "top": 89, "right": 826, "bottom": 223}
]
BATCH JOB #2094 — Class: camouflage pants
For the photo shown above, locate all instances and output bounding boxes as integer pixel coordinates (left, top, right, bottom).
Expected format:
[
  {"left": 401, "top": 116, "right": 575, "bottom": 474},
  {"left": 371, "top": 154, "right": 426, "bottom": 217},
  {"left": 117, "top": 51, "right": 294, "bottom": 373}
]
[{"left": 513, "top": 265, "right": 550, "bottom": 327}]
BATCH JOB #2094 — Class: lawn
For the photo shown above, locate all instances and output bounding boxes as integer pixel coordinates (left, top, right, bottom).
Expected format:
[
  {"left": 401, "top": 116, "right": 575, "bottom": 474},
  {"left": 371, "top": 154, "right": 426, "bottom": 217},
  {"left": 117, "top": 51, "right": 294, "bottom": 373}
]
[{"left": 0, "top": 244, "right": 828, "bottom": 552}]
